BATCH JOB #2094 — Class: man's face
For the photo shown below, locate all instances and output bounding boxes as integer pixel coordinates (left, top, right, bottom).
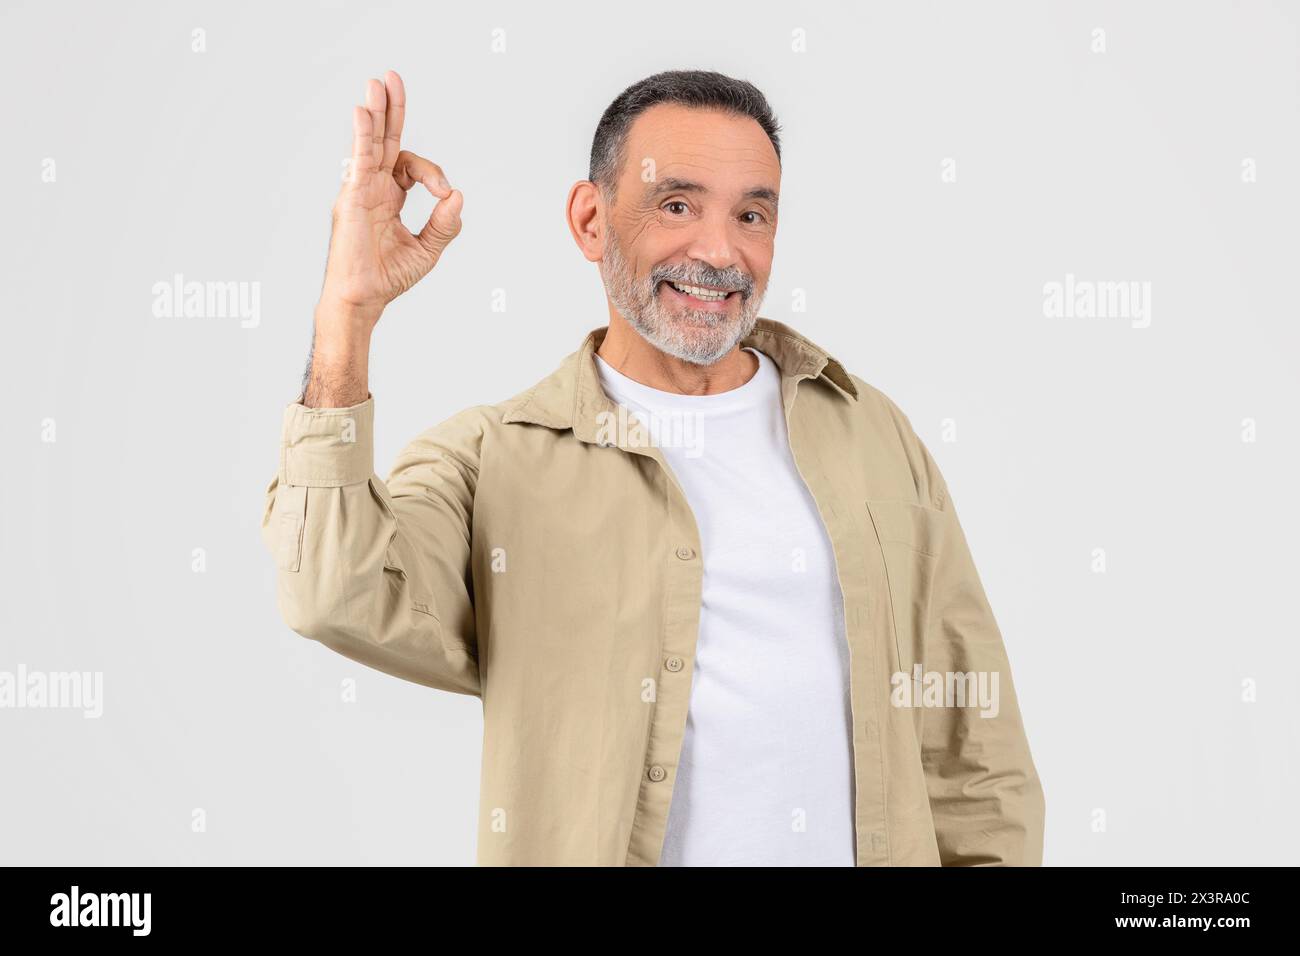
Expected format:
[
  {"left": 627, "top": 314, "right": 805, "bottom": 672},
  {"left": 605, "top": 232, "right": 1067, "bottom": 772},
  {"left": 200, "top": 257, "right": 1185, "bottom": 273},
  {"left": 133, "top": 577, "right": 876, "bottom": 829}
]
[{"left": 599, "top": 103, "right": 780, "bottom": 365}]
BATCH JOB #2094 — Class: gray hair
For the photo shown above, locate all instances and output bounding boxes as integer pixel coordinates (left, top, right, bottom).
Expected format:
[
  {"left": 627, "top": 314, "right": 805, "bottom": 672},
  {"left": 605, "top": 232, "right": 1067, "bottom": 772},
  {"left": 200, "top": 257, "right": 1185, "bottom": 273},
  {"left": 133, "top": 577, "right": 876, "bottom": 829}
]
[{"left": 588, "top": 69, "right": 781, "bottom": 198}]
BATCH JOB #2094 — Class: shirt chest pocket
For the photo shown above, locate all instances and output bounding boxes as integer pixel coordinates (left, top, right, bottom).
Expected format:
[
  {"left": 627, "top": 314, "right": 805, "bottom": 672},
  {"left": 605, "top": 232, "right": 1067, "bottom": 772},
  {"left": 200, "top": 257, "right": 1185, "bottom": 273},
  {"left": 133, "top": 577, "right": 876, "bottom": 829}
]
[{"left": 865, "top": 499, "right": 947, "bottom": 680}]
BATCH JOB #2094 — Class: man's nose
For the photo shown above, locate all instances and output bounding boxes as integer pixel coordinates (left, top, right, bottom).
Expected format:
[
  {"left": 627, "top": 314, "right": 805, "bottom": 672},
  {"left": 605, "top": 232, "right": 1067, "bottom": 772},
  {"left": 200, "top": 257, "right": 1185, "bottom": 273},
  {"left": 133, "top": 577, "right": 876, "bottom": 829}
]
[{"left": 684, "top": 213, "right": 739, "bottom": 272}]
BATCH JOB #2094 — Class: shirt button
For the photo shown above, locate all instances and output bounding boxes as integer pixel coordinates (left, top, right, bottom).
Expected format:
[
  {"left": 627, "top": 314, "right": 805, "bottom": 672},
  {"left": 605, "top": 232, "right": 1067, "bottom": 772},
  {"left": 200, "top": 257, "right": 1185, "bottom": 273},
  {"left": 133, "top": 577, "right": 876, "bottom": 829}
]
[
  {"left": 665, "top": 656, "right": 684, "bottom": 672},
  {"left": 647, "top": 764, "right": 667, "bottom": 782},
  {"left": 675, "top": 546, "right": 695, "bottom": 560}
]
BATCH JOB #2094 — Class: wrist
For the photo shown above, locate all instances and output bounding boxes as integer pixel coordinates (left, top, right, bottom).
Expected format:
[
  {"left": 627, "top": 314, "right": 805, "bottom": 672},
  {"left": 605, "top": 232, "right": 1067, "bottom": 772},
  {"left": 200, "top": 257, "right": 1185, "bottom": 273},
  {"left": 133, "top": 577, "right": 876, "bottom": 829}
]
[{"left": 314, "top": 296, "right": 380, "bottom": 344}]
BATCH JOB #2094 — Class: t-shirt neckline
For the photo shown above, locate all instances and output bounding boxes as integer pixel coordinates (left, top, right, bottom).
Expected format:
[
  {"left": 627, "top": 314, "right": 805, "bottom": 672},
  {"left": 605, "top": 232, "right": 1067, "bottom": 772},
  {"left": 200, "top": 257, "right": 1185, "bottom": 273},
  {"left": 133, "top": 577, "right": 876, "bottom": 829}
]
[{"left": 594, "top": 347, "right": 772, "bottom": 413}]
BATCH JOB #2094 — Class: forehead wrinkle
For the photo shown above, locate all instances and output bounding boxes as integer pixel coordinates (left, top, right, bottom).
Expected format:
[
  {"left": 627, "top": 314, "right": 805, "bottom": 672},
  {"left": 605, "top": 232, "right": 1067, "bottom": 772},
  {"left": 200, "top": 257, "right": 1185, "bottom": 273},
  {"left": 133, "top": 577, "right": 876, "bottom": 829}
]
[
  {"left": 630, "top": 129, "right": 778, "bottom": 164},
  {"left": 638, "top": 144, "right": 778, "bottom": 169},
  {"left": 652, "top": 146, "right": 779, "bottom": 170},
  {"left": 646, "top": 151, "right": 781, "bottom": 180}
]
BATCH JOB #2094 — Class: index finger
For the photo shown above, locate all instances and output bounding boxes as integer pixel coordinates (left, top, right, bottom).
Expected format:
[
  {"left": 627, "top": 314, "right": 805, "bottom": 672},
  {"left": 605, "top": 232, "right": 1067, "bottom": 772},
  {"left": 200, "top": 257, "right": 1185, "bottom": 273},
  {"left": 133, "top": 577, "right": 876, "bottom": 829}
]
[{"left": 380, "top": 70, "right": 406, "bottom": 174}]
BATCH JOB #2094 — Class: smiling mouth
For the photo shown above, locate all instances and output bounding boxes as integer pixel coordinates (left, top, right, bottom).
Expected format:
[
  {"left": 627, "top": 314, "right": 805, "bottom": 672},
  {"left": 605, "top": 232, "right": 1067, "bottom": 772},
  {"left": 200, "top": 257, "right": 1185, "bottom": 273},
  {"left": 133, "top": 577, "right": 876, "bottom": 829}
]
[{"left": 660, "top": 280, "right": 740, "bottom": 303}]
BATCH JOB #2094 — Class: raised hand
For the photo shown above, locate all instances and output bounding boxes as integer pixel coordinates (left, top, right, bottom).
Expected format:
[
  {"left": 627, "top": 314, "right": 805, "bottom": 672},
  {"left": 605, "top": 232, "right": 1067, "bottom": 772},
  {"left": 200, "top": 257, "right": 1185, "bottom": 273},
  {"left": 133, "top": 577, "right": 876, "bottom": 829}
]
[{"left": 304, "top": 71, "right": 463, "bottom": 407}]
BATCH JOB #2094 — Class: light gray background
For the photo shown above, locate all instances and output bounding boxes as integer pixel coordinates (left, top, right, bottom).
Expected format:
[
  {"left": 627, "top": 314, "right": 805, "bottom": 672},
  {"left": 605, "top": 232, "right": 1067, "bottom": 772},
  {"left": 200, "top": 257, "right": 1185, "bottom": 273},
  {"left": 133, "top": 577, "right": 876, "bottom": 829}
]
[{"left": 1, "top": 0, "right": 1296, "bottom": 865}]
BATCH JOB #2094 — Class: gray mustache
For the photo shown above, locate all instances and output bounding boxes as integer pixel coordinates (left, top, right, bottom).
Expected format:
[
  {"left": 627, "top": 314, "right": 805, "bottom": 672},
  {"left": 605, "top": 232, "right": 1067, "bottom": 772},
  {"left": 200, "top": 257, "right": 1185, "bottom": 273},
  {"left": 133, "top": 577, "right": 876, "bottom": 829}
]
[{"left": 651, "top": 268, "right": 754, "bottom": 296}]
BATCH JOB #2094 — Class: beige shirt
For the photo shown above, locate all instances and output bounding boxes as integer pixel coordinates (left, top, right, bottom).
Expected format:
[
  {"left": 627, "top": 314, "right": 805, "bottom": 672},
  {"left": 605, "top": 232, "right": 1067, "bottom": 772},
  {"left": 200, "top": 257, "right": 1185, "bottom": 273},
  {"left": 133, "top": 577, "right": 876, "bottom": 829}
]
[{"left": 262, "top": 318, "right": 1046, "bottom": 866}]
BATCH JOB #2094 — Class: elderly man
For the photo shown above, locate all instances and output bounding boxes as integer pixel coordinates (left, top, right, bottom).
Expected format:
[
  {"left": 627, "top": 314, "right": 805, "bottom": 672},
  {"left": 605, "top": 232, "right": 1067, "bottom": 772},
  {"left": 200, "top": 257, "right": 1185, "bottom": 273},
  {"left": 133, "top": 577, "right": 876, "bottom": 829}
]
[{"left": 263, "top": 68, "right": 1045, "bottom": 867}]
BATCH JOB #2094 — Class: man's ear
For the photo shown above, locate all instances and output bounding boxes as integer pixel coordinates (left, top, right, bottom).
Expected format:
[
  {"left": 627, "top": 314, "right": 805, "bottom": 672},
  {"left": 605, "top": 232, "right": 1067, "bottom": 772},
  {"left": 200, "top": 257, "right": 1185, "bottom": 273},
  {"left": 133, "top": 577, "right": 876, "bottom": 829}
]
[{"left": 566, "top": 180, "right": 604, "bottom": 263}]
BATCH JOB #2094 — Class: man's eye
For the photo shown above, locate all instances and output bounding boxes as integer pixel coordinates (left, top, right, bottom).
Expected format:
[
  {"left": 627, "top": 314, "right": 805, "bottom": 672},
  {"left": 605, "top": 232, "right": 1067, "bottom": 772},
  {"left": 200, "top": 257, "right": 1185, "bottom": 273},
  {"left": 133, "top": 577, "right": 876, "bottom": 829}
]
[
  {"left": 740, "top": 210, "right": 767, "bottom": 225},
  {"left": 663, "top": 201, "right": 689, "bottom": 215}
]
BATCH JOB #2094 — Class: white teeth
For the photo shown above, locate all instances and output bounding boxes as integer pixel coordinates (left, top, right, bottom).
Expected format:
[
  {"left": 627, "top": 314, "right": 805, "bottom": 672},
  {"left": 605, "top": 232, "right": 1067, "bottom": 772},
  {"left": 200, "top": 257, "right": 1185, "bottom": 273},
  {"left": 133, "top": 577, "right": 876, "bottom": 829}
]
[{"left": 669, "top": 281, "right": 729, "bottom": 301}]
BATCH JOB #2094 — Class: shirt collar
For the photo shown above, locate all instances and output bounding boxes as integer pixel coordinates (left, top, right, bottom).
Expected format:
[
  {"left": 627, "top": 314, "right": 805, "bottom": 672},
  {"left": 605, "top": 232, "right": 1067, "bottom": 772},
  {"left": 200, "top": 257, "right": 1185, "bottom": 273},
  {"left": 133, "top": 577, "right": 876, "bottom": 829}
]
[{"left": 501, "top": 317, "right": 859, "bottom": 441}]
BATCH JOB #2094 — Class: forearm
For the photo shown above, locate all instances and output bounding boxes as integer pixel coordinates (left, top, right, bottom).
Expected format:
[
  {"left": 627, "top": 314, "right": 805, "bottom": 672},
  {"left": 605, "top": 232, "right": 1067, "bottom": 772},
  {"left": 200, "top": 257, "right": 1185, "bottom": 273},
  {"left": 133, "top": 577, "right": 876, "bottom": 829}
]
[{"left": 300, "top": 300, "right": 378, "bottom": 408}]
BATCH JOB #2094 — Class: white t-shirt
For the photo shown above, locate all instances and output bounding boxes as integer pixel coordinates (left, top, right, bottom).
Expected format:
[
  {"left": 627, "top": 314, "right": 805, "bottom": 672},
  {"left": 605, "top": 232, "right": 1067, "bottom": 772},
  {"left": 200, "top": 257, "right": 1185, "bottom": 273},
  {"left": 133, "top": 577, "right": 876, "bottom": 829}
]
[{"left": 594, "top": 347, "right": 856, "bottom": 866}]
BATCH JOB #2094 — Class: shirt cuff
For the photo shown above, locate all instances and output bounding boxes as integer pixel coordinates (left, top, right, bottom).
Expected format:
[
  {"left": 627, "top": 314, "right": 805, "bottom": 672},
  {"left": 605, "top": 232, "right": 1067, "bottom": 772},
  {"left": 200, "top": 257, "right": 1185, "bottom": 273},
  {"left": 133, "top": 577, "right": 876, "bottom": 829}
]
[{"left": 279, "top": 397, "right": 375, "bottom": 487}]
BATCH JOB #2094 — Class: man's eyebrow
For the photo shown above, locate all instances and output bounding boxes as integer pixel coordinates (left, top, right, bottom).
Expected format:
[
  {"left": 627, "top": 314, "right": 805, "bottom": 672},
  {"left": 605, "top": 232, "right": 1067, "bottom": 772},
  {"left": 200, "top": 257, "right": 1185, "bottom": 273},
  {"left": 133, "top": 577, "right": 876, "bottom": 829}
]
[
  {"left": 643, "top": 177, "right": 779, "bottom": 209},
  {"left": 644, "top": 177, "right": 706, "bottom": 199},
  {"left": 742, "top": 186, "right": 779, "bottom": 208}
]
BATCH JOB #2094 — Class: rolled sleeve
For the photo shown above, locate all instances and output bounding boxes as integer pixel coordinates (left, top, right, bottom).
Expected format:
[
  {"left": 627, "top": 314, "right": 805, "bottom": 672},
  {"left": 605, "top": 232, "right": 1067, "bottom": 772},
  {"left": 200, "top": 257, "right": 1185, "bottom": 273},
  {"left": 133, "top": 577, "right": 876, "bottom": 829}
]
[{"left": 279, "top": 398, "right": 374, "bottom": 487}]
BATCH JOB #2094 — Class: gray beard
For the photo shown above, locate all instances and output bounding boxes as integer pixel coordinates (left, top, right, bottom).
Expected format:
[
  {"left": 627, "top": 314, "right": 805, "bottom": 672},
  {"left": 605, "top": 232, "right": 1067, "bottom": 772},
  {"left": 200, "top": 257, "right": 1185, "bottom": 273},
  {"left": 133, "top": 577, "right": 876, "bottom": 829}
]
[{"left": 599, "top": 225, "right": 765, "bottom": 366}]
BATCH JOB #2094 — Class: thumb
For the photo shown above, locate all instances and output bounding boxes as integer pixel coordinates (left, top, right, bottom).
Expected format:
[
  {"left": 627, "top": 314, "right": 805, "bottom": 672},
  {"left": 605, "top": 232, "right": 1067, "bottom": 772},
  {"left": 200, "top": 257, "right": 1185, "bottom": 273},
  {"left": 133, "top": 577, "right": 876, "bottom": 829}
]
[{"left": 416, "top": 188, "right": 463, "bottom": 259}]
